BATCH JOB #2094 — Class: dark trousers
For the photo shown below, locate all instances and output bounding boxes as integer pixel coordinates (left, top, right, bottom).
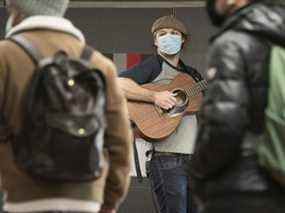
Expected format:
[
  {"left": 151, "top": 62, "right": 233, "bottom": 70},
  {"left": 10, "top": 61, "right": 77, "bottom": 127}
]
[{"left": 146, "top": 154, "right": 195, "bottom": 213}]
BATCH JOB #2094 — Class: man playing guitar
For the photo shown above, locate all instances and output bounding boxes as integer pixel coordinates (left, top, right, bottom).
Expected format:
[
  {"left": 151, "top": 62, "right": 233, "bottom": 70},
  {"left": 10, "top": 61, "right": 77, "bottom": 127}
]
[{"left": 119, "top": 15, "right": 204, "bottom": 213}]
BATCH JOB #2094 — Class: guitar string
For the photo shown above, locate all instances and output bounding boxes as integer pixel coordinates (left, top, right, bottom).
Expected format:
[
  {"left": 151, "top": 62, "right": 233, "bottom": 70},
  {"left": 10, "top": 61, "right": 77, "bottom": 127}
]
[
  {"left": 183, "top": 80, "right": 207, "bottom": 106},
  {"left": 185, "top": 80, "right": 204, "bottom": 98}
]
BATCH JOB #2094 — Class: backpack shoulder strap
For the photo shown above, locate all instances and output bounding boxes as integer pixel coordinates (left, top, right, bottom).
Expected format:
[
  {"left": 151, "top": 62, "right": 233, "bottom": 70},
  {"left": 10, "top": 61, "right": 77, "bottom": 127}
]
[
  {"left": 80, "top": 45, "right": 94, "bottom": 62},
  {"left": 9, "top": 35, "right": 43, "bottom": 65}
]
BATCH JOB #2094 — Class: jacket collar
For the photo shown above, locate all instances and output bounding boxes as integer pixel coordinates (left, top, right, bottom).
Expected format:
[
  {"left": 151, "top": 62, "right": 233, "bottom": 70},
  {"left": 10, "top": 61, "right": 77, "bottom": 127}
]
[{"left": 5, "top": 16, "right": 85, "bottom": 44}]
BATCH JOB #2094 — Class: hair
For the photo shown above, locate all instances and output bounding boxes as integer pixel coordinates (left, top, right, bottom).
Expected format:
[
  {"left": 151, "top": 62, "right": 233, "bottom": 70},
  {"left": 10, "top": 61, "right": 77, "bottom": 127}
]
[
  {"left": 4, "top": 0, "right": 69, "bottom": 17},
  {"left": 153, "top": 31, "right": 188, "bottom": 41}
]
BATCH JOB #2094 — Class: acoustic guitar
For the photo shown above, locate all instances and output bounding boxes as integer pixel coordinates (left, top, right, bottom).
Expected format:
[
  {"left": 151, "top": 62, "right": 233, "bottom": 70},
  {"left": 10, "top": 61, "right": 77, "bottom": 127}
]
[{"left": 127, "top": 73, "right": 207, "bottom": 142}]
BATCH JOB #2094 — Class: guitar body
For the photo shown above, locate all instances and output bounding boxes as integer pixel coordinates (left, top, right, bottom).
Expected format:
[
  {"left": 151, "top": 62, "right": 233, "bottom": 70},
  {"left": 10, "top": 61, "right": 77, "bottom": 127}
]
[{"left": 128, "top": 73, "right": 204, "bottom": 142}]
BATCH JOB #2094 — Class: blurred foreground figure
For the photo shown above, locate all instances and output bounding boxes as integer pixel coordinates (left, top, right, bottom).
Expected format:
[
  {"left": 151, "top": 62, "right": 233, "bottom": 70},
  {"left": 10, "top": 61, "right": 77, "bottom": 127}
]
[
  {"left": 0, "top": 0, "right": 132, "bottom": 213},
  {"left": 190, "top": 0, "right": 285, "bottom": 213}
]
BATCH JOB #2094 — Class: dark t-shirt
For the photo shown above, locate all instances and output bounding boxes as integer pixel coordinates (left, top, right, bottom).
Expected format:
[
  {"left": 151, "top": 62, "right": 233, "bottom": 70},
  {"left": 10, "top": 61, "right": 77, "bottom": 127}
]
[{"left": 119, "top": 54, "right": 202, "bottom": 84}]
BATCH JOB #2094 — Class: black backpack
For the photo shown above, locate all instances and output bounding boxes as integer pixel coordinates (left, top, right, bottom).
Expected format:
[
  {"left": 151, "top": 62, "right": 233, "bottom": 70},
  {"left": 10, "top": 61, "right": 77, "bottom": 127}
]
[{"left": 9, "top": 35, "right": 107, "bottom": 182}]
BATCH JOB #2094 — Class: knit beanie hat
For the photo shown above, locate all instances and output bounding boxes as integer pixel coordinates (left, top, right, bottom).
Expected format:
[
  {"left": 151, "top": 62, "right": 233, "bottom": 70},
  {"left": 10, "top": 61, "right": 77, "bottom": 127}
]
[
  {"left": 151, "top": 15, "right": 188, "bottom": 37},
  {"left": 7, "top": 0, "right": 70, "bottom": 17}
]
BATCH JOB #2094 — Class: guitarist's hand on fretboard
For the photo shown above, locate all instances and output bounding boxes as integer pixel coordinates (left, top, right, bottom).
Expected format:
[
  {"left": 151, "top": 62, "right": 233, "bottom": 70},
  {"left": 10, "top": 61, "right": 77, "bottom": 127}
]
[{"left": 153, "top": 91, "right": 177, "bottom": 110}]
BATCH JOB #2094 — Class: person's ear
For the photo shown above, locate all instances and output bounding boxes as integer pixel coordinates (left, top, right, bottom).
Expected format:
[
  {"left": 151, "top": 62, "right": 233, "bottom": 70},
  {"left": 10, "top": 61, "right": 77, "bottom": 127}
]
[
  {"left": 182, "top": 36, "right": 186, "bottom": 44},
  {"left": 154, "top": 33, "right": 159, "bottom": 47},
  {"left": 181, "top": 35, "right": 188, "bottom": 49}
]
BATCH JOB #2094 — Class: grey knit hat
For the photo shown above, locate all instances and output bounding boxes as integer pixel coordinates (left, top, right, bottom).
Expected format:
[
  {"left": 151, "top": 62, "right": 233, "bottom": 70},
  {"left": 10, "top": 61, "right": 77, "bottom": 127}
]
[{"left": 7, "top": 0, "right": 69, "bottom": 17}]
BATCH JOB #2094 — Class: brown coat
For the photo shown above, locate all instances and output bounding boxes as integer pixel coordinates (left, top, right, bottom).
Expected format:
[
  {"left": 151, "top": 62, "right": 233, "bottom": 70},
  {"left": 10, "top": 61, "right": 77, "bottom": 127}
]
[{"left": 0, "top": 30, "right": 132, "bottom": 209}]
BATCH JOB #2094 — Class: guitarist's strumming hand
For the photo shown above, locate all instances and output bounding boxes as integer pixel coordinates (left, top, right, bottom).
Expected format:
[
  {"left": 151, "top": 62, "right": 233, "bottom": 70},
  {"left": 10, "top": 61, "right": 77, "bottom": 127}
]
[{"left": 153, "top": 91, "right": 177, "bottom": 110}]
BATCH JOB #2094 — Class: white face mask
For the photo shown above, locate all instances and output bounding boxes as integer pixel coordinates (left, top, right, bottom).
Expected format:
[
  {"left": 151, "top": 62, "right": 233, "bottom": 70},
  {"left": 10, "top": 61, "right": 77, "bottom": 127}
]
[
  {"left": 157, "top": 34, "right": 183, "bottom": 55},
  {"left": 5, "top": 14, "right": 15, "bottom": 35}
]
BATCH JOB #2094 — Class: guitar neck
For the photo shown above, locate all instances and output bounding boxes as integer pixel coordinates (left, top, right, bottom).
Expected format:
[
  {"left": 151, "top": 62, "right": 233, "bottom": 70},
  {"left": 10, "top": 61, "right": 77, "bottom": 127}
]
[{"left": 184, "top": 80, "right": 207, "bottom": 98}]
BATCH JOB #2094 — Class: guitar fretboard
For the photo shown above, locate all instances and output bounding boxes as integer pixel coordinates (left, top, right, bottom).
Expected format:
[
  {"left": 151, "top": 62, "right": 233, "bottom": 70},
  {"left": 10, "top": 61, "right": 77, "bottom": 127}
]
[{"left": 185, "top": 80, "right": 207, "bottom": 98}]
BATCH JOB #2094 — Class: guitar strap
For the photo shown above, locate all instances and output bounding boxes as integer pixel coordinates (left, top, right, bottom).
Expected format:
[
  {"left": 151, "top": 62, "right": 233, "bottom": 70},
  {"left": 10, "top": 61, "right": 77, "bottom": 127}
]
[
  {"left": 133, "top": 133, "right": 156, "bottom": 183},
  {"left": 133, "top": 138, "right": 143, "bottom": 182},
  {"left": 132, "top": 122, "right": 143, "bottom": 182}
]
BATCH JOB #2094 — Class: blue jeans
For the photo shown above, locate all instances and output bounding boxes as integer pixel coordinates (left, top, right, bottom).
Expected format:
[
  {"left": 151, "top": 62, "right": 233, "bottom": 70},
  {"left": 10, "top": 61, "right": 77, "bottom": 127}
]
[{"left": 146, "top": 154, "right": 194, "bottom": 213}]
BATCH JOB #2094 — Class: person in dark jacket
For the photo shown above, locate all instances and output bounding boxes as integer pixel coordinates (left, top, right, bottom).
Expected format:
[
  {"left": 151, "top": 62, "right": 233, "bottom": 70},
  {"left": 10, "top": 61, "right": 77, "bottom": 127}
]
[
  {"left": 189, "top": 0, "right": 285, "bottom": 213},
  {"left": 119, "top": 16, "right": 203, "bottom": 213}
]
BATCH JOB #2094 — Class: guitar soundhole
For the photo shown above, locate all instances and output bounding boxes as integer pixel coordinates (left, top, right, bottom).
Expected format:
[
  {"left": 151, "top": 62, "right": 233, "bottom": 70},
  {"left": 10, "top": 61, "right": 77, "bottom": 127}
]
[
  {"left": 173, "top": 89, "right": 188, "bottom": 106},
  {"left": 163, "top": 89, "right": 189, "bottom": 117}
]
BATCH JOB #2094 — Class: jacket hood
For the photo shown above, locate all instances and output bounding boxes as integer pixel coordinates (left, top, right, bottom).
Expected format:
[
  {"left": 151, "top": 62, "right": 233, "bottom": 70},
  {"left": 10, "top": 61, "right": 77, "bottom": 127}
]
[{"left": 213, "top": 2, "right": 285, "bottom": 46}]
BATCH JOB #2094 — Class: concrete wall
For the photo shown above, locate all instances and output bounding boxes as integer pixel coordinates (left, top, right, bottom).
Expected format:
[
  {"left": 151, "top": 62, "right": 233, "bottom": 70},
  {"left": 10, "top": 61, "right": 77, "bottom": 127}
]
[
  {"left": 0, "top": 7, "right": 215, "bottom": 73},
  {"left": 65, "top": 7, "right": 215, "bottom": 73}
]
